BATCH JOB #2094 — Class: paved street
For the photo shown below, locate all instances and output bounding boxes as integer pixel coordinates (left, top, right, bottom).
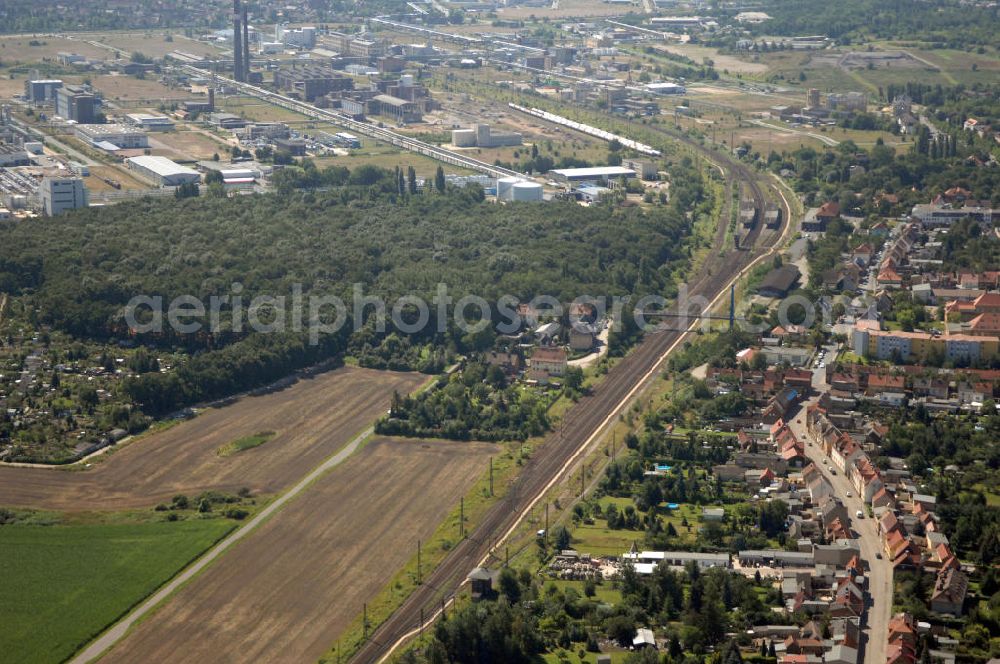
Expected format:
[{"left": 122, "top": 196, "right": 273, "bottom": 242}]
[{"left": 786, "top": 346, "right": 893, "bottom": 664}]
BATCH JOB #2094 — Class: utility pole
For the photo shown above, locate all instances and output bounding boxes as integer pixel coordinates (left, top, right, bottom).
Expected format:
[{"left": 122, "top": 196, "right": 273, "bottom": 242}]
[
  {"left": 489, "top": 456, "right": 494, "bottom": 496},
  {"left": 363, "top": 603, "right": 368, "bottom": 641},
  {"left": 460, "top": 497, "right": 465, "bottom": 538},
  {"left": 417, "top": 539, "right": 422, "bottom": 584},
  {"left": 729, "top": 284, "right": 736, "bottom": 331},
  {"left": 580, "top": 466, "right": 585, "bottom": 495},
  {"left": 544, "top": 502, "right": 549, "bottom": 535}
]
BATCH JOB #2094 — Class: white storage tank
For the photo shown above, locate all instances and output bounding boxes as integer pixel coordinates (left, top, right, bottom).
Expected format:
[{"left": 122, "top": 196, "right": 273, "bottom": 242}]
[
  {"left": 496, "top": 177, "right": 519, "bottom": 201},
  {"left": 511, "top": 181, "right": 543, "bottom": 202}
]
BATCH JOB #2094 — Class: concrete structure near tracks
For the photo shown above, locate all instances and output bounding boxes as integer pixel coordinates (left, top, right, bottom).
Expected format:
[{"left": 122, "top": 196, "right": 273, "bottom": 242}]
[{"left": 452, "top": 124, "right": 522, "bottom": 148}]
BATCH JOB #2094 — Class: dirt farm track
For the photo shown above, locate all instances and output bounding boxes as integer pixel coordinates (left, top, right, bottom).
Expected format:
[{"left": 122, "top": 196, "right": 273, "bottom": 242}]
[
  {"left": 97, "top": 437, "right": 495, "bottom": 664},
  {"left": 0, "top": 367, "right": 425, "bottom": 511}
]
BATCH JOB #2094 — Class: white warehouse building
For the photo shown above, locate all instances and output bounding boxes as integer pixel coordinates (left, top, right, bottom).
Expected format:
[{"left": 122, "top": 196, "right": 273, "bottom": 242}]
[
  {"left": 75, "top": 124, "right": 149, "bottom": 150},
  {"left": 124, "top": 113, "right": 175, "bottom": 131},
  {"left": 126, "top": 155, "right": 201, "bottom": 187}
]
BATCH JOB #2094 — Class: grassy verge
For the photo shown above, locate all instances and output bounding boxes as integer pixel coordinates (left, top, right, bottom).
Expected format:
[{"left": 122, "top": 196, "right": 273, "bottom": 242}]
[
  {"left": 319, "top": 438, "right": 522, "bottom": 663},
  {"left": 0, "top": 518, "right": 235, "bottom": 664},
  {"left": 216, "top": 430, "right": 275, "bottom": 457}
]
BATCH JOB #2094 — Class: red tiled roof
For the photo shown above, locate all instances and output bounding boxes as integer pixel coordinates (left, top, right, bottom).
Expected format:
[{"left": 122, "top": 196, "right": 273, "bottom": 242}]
[{"left": 817, "top": 201, "right": 841, "bottom": 218}]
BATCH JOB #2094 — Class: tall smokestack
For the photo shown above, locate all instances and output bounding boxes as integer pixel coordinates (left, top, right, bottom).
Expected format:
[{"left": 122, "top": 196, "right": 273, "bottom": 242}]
[
  {"left": 242, "top": 4, "right": 250, "bottom": 80},
  {"left": 233, "top": 0, "right": 244, "bottom": 82}
]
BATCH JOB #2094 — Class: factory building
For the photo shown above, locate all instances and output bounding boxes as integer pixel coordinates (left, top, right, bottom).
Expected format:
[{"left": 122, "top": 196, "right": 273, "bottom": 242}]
[
  {"left": 274, "top": 65, "right": 354, "bottom": 102},
  {"left": 371, "top": 95, "right": 422, "bottom": 123},
  {"left": 548, "top": 166, "right": 636, "bottom": 186},
  {"left": 24, "top": 79, "right": 63, "bottom": 104},
  {"left": 277, "top": 25, "right": 316, "bottom": 49},
  {"left": 326, "top": 32, "right": 390, "bottom": 59},
  {"left": 54, "top": 85, "right": 97, "bottom": 123},
  {"left": 0, "top": 145, "right": 30, "bottom": 167},
  {"left": 125, "top": 113, "right": 175, "bottom": 131},
  {"left": 452, "top": 124, "right": 523, "bottom": 148},
  {"left": 827, "top": 92, "right": 867, "bottom": 113},
  {"left": 40, "top": 177, "right": 88, "bottom": 216},
  {"left": 622, "top": 159, "right": 658, "bottom": 180},
  {"left": 75, "top": 124, "right": 149, "bottom": 150},
  {"left": 645, "top": 82, "right": 686, "bottom": 95},
  {"left": 126, "top": 155, "right": 201, "bottom": 187}
]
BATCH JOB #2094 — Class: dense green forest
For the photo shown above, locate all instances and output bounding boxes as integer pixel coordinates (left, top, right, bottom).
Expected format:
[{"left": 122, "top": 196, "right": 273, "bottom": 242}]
[
  {"left": 748, "top": 0, "right": 1000, "bottom": 50},
  {"left": 0, "top": 163, "right": 704, "bottom": 417}
]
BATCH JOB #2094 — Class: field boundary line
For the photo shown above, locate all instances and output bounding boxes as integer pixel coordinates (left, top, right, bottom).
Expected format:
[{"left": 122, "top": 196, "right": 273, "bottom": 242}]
[{"left": 69, "top": 425, "right": 377, "bottom": 664}]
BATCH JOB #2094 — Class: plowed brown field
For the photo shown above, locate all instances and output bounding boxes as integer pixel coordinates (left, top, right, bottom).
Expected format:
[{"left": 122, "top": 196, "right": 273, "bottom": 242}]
[
  {"left": 97, "top": 437, "right": 494, "bottom": 664},
  {"left": 0, "top": 367, "right": 425, "bottom": 511}
]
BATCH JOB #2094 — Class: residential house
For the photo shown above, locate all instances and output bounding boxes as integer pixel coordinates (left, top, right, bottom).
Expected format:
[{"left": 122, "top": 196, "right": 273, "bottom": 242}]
[
  {"left": 851, "top": 244, "right": 874, "bottom": 267},
  {"left": 484, "top": 350, "right": 524, "bottom": 375},
  {"left": 886, "top": 613, "right": 917, "bottom": 664},
  {"left": 823, "top": 264, "right": 862, "bottom": 292},
  {"left": 871, "top": 487, "right": 893, "bottom": 510},
  {"left": 831, "top": 437, "right": 864, "bottom": 473},
  {"left": 831, "top": 578, "right": 865, "bottom": 617},
  {"left": 803, "top": 201, "right": 841, "bottom": 232},
  {"left": 528, "top": 347, "right": 567, "bottom": 383},
  {"left": 877, "top": 265, "right": 903, "bottom": 289},
  {"left": 930, "top": 568, "right": 968, "bottom": 616}
]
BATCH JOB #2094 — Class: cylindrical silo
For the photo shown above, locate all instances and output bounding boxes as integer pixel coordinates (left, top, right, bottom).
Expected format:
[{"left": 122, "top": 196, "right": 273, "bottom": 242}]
[
  {"left": 496, "top": 177, "right": 519, "bottom": 201},
  {"left": 511, "top": 181, "right": 544, "bottom": 202}
]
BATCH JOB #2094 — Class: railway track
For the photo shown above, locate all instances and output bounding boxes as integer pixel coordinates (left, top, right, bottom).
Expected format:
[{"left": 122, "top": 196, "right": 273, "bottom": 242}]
[
  {"left": 646, "top": 121, "right": 788, "bottom": 257},
  {"left": 350, "top": 137, "right": 789, "bottom": 664}
]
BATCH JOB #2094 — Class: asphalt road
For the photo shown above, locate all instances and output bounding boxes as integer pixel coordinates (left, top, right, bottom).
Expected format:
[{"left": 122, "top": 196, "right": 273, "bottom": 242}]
[{"left": 787, "top": 349, "right": 893, "bottom": 664}]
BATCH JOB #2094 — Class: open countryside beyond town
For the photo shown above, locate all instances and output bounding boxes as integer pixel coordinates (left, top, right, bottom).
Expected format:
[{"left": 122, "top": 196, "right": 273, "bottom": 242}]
[{"left": 1, "top": 1, "right": 1000, "bottom": 664}]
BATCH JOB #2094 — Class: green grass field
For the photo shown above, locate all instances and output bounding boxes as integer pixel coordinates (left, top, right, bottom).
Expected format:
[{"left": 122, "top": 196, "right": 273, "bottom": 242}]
[
  {"left": 217, "top": 430, "right": 275, "bottom": 457},
  {"left": 570, "top": 497, "right": 701, "bottom": 556},
  {"left": 0, "top": 519, "right": 234, "bottom": 664}
]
